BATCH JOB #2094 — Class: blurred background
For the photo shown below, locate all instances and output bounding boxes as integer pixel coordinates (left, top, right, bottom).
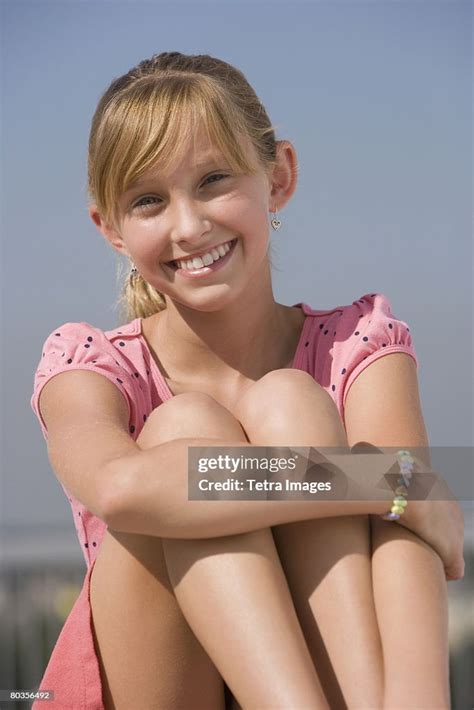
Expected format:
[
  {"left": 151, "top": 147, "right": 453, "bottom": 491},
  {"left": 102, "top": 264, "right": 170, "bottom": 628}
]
[{"left": 1, "top": 0, "right": 472, "bottom": 708}]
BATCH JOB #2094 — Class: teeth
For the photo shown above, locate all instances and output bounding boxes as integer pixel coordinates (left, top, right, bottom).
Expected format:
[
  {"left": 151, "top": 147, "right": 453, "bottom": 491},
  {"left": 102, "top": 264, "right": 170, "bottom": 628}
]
[{"left": 176, "top": 240, "right": 233, "bottom": 270}]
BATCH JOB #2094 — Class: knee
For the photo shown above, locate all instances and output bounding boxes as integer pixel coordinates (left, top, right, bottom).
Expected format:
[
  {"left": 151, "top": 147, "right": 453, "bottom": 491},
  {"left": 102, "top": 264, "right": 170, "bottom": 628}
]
[
  {"left": 235, "top": 368, "right": 336, "bottom": 424},
  {"left": 259, "top": 367, "right": 316, "bottom": 390},
  {"left": 251, "top": 368, "right": 326, "bottom": 402},
  {"left": 155, "top": 391, "right": 221, "bottom": 417},
  {"left": 136, "top": 392, "right": 247, "bottom": 448}
]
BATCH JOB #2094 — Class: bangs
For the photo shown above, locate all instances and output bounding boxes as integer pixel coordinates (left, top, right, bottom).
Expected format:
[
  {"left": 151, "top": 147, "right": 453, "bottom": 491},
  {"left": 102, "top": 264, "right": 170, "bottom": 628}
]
[{"left": 93, "top": 75, "right": 264, "bottom": 228}]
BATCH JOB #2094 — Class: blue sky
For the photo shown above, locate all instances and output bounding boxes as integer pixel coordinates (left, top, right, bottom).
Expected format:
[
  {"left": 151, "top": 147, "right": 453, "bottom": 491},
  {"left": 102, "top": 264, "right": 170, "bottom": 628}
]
[{"left": 2, "top": 0, "right": 472, "bottom": 531}]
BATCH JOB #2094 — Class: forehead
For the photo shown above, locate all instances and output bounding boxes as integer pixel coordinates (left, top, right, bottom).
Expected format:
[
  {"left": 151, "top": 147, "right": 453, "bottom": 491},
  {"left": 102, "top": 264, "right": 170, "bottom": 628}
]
[
  {"left": 129, "top": 151, "right": 226, "bottom": 189},
  {"left": 125, "top": 122, "right": 236, "bottom": 193}
]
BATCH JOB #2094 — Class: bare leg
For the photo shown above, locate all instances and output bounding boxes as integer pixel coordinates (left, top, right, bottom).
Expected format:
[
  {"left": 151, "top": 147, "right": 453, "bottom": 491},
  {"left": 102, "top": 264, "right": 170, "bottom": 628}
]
[
  {"left": 92, "top": 391, "right": 327, "bottom": 709},
  {"left": 234, "top": 369, "right": 384, "bottom": 709},
  {"left": 90, "top": 527, "right": 226, "bottom": 709},
  {"left": 92, "top": 371, "right": 449, "bottom": 709},
  {"left": 234, "top": 368, "right": 450, "bottom": 709},
  {"left": 90, "top": 394, "right": 240, "bottom": 709},
  {"left": 159, "top": 393, "right": 329, "bottom": 709},
  {"left": 370, "top": 516, "right": 450, "bottom": 709}
]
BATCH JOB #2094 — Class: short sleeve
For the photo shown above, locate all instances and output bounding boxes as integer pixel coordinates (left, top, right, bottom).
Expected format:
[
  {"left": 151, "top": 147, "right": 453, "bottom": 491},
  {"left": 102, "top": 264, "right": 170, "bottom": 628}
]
[
  {"left": 339, "top": 293, "right": 419, "bottom": 413},
  {"left": 31, "top": 321, "right": 139, "bottom": 441}
]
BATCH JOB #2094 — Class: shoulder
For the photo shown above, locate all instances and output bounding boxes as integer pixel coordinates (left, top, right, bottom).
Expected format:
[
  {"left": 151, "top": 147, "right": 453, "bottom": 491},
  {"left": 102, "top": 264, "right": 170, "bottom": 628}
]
[
  {"left": 35, "top": 318, "right": 142, "bottom": 364},
  {"left": 31, "top": 318, "right": 148, "bottom": 441},
  {"left": 301, "top": 292, "right": 418, "bottom": 416},
  {"left": 303, "top": 292, "right": 415, "bottom": 348},
  {"left": 303, "top": 291, "right": 401, "bottom": 322},
  {"left": 337, "top": 292, "right": 416, "bottom": 351}
]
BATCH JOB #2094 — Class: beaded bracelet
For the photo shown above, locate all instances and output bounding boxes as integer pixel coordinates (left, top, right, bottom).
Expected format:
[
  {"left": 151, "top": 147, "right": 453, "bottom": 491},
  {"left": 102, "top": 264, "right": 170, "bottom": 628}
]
[{"left": 381, "top": 450, "right": 416, "bottom": 521}]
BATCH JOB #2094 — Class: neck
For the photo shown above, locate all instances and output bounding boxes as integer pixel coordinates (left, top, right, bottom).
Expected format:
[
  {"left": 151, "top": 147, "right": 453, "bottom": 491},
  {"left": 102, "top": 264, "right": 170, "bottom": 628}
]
[{"left": 145, "top": 262, "right": 302, "bottom": 382}]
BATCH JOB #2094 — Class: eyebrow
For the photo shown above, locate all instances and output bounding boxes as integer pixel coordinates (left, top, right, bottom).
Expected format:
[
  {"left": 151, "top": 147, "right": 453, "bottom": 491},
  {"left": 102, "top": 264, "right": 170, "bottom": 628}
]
[{"left": 125, "top": 156, "right": 227, "bottom": 193}]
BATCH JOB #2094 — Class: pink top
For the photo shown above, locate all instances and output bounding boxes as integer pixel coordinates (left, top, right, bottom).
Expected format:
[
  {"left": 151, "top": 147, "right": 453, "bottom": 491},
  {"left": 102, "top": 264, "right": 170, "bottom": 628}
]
[
  {"left": 30, "top": 291, "right": 418, "bottom": 708},
  {"left": 31, "top": 291, "right": 418, "bottom": 569}
]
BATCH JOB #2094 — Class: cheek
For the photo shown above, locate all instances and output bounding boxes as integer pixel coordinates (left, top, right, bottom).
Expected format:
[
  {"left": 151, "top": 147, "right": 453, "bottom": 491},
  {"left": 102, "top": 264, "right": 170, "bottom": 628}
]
[
  {"left": 224, "top": 198, "right": 269, "bottom": 245},
  {"left": 123, "top": 194, "right": 269, "bottom": 264},
  {"left": 123, "top": 224, "right": 166, "bottom": 263}
]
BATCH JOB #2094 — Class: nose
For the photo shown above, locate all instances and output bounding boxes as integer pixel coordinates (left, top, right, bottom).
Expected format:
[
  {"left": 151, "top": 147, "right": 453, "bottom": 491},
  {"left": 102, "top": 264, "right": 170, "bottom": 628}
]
[{"left": 168, "top": 196, "right": 212, "bottom": 246}]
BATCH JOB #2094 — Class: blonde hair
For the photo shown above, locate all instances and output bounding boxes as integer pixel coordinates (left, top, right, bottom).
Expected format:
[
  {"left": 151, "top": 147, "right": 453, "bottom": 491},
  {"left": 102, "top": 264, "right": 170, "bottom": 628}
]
[{"left": 87, "top": 52, "right": 280, "bottom": 324}]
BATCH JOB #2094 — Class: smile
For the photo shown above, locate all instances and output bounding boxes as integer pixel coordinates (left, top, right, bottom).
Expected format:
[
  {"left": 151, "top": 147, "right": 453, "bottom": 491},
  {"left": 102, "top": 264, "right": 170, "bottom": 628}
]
[
  {"left": 164, "top": 239, "right": 238, "bottom": 279},
  {"left": 166, "top": 239, "right": 235, "bottom": 271}
]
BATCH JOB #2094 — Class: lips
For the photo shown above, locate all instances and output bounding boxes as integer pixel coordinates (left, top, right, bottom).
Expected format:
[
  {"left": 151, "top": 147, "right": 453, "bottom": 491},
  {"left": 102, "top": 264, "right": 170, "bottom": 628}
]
[{"left": 165, "top": 239, "right": 235, "bottom": 269}]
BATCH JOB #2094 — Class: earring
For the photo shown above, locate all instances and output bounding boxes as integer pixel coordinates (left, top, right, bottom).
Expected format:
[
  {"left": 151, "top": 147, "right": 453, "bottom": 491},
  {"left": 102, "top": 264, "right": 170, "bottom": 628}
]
[
  {"left": 129, "top": 261, "right": 139, "bottom": 284},
  {"left": 270, "top": 207, "right": 282, "bottom": 231}
]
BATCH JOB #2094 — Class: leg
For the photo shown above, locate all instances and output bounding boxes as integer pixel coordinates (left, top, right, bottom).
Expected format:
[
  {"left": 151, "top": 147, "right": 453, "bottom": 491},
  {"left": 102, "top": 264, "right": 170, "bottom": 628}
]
[
  {"left": 234, "top": 369, "right": 384, "bottom": 709},
  {"left": 90, "top": 528, "right": 225, "bottom": 710},
  {"left": 158, "top": 394, "right": 329, "bottom": 709},
  {"left": 92, "top": 392, "right": 328, "bottom": 710},
  {"left": 234, "top": 369, "right": 450, "bottom": 709},
  {"left": 91, "top": 393, "right": 247, "bottom": 709},
  {"left": 370, "top": 515, "right": 450, "bottom": 709}
]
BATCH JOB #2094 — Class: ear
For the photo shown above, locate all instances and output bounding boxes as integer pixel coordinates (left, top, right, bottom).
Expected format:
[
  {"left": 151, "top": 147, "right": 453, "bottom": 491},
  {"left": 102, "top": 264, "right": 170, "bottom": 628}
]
[
  {"left": 88, "top": 205, "right": 131, "bottom": 258},
  {"left": 267, "top": 140, "right": 298, "bottom": 212}
]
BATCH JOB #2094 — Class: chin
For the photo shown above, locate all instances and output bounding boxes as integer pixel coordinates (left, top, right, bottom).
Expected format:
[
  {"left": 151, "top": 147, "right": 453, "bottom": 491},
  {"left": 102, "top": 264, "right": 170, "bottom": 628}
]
[{"left": 170, "top": 288, "right": 243, "bottom": 313}]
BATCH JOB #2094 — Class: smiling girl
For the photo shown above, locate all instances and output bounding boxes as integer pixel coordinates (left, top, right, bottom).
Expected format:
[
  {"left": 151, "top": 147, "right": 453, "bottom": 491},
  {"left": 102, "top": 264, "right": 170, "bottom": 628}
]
[{"left": 31, "top": 51, "right": 464, "bottom": 709}]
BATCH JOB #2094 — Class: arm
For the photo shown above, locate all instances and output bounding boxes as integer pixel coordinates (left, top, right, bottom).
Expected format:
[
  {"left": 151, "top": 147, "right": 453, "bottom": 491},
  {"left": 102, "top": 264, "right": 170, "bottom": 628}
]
[
  {"left": 344, "top": 351, "right": 465, "bottom": 581},
  {"left": 38, "top": 367, "right": 394, "bottom": 538},
  {"left": 104, "top": 356, "right": 464, "bottom": 579},
  {"left": 38, "top": 369, "right": 141, "bottom": 519},
  {"left": 104, "top": 438, "right": 396, "bottom": 539},
  {"left": 344, "top": 352, "right": 431, "bottom": 460},
  {"left": 38, "top": 362, "right": 463, "bottom": 571}
]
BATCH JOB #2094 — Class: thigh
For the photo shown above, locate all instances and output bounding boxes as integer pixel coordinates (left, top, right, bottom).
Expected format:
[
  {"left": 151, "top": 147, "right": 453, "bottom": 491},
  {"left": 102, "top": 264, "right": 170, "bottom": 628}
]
[
  {"left": 234, "top": 372, "right": 384, "bottom": 707},
  {"left": 91, "top": 392, "right": 246, "bottom": 710}
]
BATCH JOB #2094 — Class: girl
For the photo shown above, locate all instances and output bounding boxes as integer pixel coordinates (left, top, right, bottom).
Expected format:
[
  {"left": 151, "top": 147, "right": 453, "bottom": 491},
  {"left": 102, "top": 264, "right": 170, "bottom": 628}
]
[{"left": 31, "top": 51, "right": 464, "bottom": 709}]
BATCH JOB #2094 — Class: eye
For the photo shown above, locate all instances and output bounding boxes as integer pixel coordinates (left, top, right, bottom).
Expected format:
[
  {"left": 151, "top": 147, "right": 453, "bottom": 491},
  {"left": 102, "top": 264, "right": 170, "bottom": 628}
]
[
  {"left": 134, "top": 195, "right": 160, "bottom": 210},
  {"left": 204, "top": 173, "right": 228, "bottom": 185},
  {"left": 133, "top": 173, "right": 229, "bottom": 211}
]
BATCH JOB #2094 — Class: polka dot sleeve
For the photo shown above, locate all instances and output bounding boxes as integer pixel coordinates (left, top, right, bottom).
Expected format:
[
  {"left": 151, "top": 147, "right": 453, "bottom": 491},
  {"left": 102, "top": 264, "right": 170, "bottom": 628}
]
[
  {"left": 338, "top": 292, "right": 419, "bottom": 417},
  {"left": 31, "top": 321, "right": 140, "bottom": 441}
]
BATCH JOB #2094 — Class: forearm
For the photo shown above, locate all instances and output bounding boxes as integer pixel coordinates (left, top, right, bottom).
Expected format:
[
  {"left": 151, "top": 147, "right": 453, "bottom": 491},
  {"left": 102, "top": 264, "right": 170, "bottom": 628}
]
[{"left": 105, "top": 437, "right": 397, "bottom": 538}]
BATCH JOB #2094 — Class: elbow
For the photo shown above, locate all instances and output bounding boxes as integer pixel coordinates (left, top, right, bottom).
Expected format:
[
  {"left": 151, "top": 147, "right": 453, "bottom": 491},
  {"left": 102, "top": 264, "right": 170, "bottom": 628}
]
[
  {"left": 99, "top": 456, "right": 134, "bottom": 530},
  {"left": 99, "top": 453, "right": 171, "bottom": 537}
]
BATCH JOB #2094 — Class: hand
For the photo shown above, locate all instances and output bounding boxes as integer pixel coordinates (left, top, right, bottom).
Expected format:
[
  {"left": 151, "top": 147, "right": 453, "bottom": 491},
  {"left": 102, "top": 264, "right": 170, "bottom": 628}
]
[{"left": 397, "top": 474, "right": 465, "bottom": 581}]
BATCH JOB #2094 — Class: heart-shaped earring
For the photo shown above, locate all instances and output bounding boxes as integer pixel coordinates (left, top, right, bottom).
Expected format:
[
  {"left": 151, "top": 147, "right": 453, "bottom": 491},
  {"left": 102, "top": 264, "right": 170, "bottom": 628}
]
[
  {"left": 270, "top": 207, "right": 282, "bottom": 231},
  {"left": 129, "top": 261, "right": 139, "bottom": 285}
]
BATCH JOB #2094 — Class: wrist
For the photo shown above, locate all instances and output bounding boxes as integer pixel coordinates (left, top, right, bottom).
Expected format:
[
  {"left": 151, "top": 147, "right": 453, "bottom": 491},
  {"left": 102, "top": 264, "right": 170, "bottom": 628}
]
[{"left": 380, "top": 450, "right": 415, "bottom": 522}]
